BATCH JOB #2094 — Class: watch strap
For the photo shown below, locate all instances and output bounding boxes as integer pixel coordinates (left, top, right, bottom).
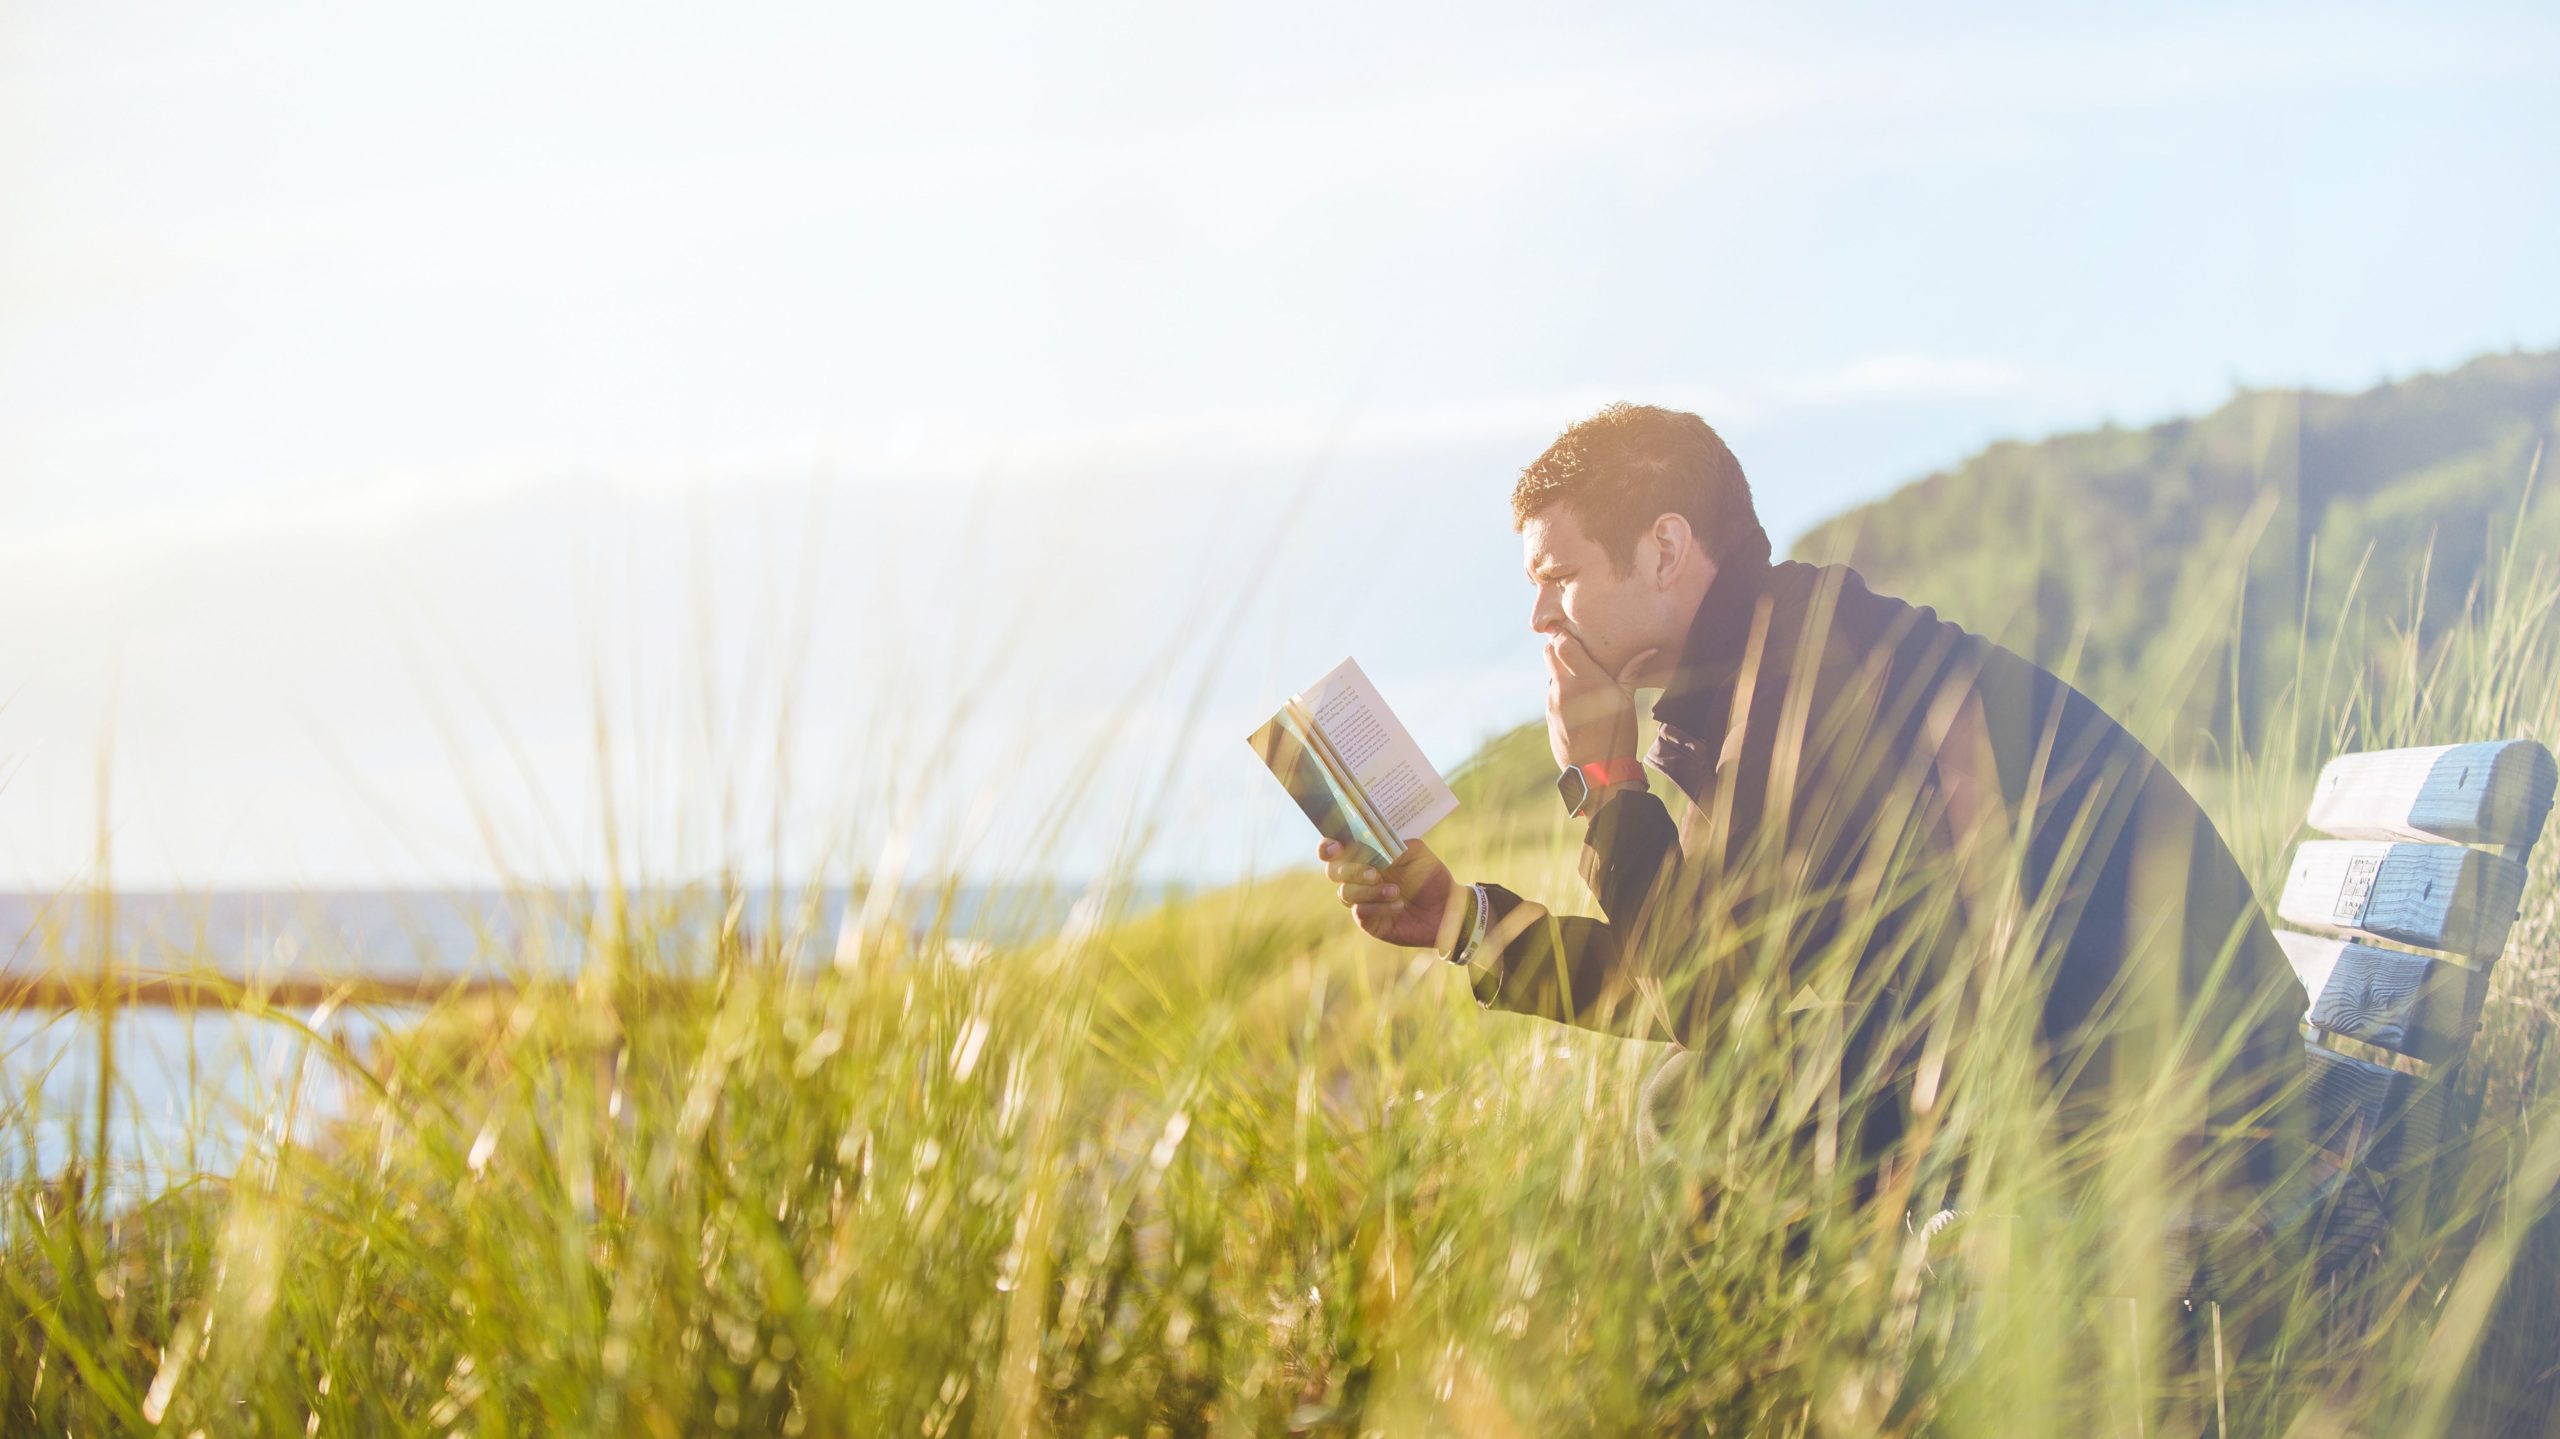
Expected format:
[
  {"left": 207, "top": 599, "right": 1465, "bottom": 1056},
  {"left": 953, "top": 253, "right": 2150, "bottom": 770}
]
[{"left": 1579, "top": 756, "right": 1644, "bottom": 790}]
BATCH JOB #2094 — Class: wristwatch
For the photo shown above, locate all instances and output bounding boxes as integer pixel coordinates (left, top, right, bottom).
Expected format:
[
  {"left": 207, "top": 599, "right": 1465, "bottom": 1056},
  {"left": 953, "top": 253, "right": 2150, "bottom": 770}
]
[{"left": 1556, "top": 756, "right": 1644, "bottom": 817}]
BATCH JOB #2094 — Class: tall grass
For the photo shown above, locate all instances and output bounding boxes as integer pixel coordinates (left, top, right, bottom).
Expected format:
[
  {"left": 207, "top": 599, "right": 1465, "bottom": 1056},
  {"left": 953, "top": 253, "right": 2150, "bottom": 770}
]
[{"left": 7, "top": 512, "right": 2560, "bottom": 1436}]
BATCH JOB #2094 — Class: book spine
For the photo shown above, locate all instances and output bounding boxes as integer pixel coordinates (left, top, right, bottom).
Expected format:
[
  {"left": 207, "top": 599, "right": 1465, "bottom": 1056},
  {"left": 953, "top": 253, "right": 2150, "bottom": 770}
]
[{"left": 1290, "top": 698, "right": 1402, "bottom": 858}]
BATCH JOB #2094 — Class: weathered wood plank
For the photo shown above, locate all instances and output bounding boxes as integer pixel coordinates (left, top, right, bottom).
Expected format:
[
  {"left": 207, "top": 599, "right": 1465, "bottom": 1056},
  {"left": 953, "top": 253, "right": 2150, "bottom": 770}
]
[
  {"left": 2276, "top": 929, "right": 2485, "bottom": 1065},
  {"left": 2303, "top": 1038, "right": 2447, "bottom": 1177},
  {"left": 2305, "top": 740, "right": 2558, "bottom": 849},
  {"left": 2276, "top": 840, "right": 2529, "bottom": 960},
  {"left": 2254, "top": 1141, "right": 2387, "bottom": 1279}
]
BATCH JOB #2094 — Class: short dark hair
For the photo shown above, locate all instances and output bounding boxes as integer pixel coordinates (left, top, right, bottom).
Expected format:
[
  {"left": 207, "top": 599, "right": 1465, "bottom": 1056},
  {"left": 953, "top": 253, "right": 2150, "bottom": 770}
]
[{"left": 1510, "top": 403, "right": 1770, "bottom": 575}]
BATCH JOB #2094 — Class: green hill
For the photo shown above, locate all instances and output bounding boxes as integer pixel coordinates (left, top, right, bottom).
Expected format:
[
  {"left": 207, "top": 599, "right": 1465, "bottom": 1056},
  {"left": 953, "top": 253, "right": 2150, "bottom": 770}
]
[{"left": 1791, "top": 347, "right": 2560, "bottom": 756}]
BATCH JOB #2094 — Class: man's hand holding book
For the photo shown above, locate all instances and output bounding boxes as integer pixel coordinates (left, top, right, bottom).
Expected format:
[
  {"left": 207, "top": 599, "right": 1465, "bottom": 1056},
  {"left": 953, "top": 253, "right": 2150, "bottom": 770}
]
[{"left": 1317, "top": 836, "right": 1465, "bottom": 952}]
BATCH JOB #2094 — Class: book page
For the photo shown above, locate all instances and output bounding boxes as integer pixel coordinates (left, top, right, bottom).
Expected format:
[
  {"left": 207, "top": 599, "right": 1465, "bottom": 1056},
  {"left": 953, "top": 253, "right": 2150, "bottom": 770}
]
[{"left": 1300, "top": 658, "right": 1459, "bottom": 846}]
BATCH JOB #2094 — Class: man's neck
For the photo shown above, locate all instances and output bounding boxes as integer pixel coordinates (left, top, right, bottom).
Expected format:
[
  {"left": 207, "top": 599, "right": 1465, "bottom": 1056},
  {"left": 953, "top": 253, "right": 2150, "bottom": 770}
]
[
  {"left": 1656, "top": 556, "right": 1776, "bottom": 699},
  {"left": 1641, "top": 564, "right": 1721, "bottom": 688}
]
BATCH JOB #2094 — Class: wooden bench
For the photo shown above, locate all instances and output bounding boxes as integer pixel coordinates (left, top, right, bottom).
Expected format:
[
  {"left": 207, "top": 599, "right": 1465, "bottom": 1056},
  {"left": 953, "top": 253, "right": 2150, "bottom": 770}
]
[{"left": 2271, "top": 739, "right": 2556, "bottom": 1278}]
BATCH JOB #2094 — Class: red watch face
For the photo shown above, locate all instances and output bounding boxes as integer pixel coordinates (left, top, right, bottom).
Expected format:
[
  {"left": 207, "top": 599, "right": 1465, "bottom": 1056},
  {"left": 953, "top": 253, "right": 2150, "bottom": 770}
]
[{"left": 1584, "top": 757, "right": 1640, "bottom": 788}]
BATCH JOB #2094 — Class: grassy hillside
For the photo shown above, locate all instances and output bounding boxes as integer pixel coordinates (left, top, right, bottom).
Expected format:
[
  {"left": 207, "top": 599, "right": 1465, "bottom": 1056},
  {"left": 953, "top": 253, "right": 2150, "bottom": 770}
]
[{"left": 1794, "top": 348, "right": 2560, "bottom": 759}]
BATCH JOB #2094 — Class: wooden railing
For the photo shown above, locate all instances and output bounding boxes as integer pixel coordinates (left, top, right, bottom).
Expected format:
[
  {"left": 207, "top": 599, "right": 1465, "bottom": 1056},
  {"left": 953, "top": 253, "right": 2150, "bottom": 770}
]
[{"left": 0, "top": 971, "right": 517, "bottom": 1011}]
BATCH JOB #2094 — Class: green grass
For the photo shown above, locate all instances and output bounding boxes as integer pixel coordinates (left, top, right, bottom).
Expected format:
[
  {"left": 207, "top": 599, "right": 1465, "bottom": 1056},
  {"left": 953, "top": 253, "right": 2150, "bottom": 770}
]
[{"left": 9, "top": 520, "right": 2560, "bottom": 1437}]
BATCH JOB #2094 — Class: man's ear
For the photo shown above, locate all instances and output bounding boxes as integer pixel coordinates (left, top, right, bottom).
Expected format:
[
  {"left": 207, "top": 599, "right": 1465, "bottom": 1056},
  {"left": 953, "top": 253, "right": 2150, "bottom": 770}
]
[{"left": 1650, "top": 513, "right": 1696, "bottom": 590}]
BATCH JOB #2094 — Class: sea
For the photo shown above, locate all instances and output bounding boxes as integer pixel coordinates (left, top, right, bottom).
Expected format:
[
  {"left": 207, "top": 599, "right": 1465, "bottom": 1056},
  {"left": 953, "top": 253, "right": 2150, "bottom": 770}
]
[{"left": 0, "top": 881, "right": 1160, "bottom": 1197}]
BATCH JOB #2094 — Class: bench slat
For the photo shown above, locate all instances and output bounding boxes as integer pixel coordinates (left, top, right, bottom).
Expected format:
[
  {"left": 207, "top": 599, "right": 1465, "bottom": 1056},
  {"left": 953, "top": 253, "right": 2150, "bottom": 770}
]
[
  {"left": 2276, "top": 840, "right": 2528, "bottom": 961},
  {"left": 2303, "top": 1039, "right": 2447, "bottom": 1177},
  {"left": 2306, "top": 740, "right": 2558, "bottom": 849},
  {"left": 2277, "top": 930, "right": 2485, "bottom": 1065}
]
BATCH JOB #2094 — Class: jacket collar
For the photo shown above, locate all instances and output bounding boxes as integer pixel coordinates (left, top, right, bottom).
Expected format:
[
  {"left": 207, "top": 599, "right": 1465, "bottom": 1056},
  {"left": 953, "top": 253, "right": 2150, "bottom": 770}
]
[{"left": 1650, "top": 557, "right": 1775, "bottom": 735}]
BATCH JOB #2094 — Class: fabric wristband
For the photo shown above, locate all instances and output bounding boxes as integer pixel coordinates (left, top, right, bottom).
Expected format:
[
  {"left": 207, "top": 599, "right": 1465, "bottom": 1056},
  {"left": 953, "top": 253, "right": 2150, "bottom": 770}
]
[{"left": 1444, "top": 882, "right": 1491, "bottom": 965}]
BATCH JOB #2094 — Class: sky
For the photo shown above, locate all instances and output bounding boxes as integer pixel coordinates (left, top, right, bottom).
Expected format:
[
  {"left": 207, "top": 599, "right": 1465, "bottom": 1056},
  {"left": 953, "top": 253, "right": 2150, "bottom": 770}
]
[{"left": 4, "top": 0, "right": 2558, "bottom": 890}]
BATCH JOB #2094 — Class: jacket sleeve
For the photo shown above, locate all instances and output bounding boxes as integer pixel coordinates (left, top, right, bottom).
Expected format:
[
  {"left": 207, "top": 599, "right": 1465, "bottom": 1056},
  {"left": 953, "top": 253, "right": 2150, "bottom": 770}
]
[{"left": 1456, "top": 786, "right": 1689, "bottom": 1042}]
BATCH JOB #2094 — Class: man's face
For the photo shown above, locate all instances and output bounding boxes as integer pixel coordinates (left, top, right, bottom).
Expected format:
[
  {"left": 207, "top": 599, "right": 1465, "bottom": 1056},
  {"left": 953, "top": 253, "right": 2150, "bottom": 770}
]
[{"left": 1520, "top": 506, "right": 1680, "bottom": 676}]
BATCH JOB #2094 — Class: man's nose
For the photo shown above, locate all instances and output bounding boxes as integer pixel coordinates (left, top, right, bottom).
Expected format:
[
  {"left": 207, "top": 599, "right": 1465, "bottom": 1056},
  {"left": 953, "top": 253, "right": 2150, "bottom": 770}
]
[{"left": 1529, "top": 595, "right": 1561, "bottom": 635}]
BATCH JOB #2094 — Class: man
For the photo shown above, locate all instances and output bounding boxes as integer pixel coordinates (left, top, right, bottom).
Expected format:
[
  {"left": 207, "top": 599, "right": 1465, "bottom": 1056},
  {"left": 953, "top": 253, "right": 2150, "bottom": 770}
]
[{"left": 1318, "top": 403, "right": 2307, "bottom": 1270}]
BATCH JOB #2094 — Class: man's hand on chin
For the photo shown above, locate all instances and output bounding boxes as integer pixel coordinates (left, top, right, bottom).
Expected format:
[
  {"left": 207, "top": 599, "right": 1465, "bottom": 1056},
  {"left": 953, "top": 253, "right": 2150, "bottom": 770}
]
[
  {"left": 1544, "top": 632, "right": 1658, "bottom": 772},
  {"left": 1320, "top": 838, "right": 1462, "bottom": 951}
]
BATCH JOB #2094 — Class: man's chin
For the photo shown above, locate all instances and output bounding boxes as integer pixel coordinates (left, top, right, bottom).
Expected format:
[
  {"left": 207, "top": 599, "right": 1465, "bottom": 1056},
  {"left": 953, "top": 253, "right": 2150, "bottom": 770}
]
[{"left": 1597, "top": 647, "right": 1658, "bottom": 686}]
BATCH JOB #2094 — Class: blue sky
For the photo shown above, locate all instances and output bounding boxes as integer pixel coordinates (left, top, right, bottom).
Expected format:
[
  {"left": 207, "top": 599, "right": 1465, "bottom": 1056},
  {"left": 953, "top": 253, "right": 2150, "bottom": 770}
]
[{"left": 3, "top": 1, "right": 2557, "bottom": 887}]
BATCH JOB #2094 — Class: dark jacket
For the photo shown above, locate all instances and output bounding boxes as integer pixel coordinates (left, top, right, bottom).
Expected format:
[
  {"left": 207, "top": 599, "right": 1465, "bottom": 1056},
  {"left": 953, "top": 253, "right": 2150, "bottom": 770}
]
[{"left": 1459, "top": 558, "right": 2307, "bottom": 1198}]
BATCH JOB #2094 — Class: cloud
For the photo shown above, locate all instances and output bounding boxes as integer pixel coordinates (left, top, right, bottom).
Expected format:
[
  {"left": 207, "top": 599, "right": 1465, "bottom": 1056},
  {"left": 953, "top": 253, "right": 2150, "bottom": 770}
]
[
  {"left": 0, "top": 350, "right": 2084, "bottom": 587},
  {"left": 1770, "top": 354, "right": 2049, "bottom": 405},
  {"left": 0, "top": 464, "right": 535, "bottom": 583}
]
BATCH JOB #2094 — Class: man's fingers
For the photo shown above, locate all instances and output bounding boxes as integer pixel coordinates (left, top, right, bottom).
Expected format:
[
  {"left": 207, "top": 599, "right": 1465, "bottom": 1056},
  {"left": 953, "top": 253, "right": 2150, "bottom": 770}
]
[
  {"left": 1326, "top": 855, "right": 1385, "bottom": 884},
  {"left": 1388, "top": 838, "right": 1437, "bottom": 874},
  {"left": 1549, "top": 630, "right": 1601, "bottom": 677},
  {"left": 1336, "top": 881, "right": 1398, "bottom": 905},
  {"left": 1351, "top": 900, "right": 1406, "bottom": 930},
  {"left": 1317, "top": 838, "right": 1341, "bottom": 861}
]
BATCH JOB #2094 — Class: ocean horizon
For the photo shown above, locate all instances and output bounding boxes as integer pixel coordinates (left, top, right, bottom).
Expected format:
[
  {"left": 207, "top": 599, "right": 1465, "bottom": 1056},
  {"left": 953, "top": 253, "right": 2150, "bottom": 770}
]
[{"left": 1, "top": 879, "right": 1174, "bottom": 1197}]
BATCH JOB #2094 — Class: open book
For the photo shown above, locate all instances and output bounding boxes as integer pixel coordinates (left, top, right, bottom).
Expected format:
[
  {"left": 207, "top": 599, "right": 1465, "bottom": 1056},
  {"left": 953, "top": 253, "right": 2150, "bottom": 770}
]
[{"left": 1247, "top": 658, "right": 1459, "bottom": 866}]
